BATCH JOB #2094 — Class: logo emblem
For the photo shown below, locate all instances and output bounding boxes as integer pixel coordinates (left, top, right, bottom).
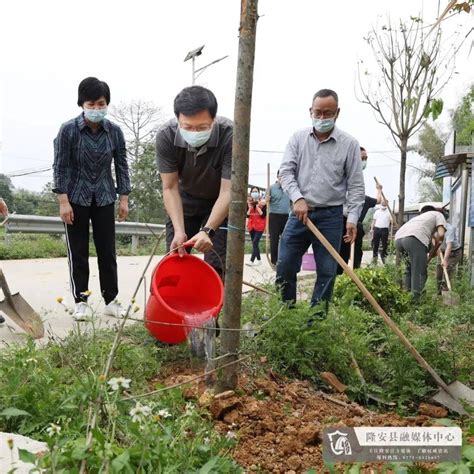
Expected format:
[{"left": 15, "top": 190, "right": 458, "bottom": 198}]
[{"left": 328, "top": 430, "right": 352, "bottom": 456}]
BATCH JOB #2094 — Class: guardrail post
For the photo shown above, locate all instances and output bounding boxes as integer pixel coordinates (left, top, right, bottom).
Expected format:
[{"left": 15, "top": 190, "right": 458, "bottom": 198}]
[{"left": 131, "top": 235, "right": 139, "bottom": 254}]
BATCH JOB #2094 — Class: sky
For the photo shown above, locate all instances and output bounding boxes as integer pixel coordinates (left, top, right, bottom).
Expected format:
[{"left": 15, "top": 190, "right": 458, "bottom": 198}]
[{"left": 1, "top": 0, "right": 473, "bottom": 207}]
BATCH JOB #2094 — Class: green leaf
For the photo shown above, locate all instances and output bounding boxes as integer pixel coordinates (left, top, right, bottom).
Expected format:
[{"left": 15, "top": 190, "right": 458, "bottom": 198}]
[
  {"left": 462, "top": 445, "right": 474, "bottom": 461},
  {"left": 18, "top": 448, "right": 37, "bottom": 464},
  {"left": 198, "top": 457, "right": 219, "bottom": 474},
  {"left": 111, "top": 450, "right": 132, "bottom": 473},
  {"left": 0, "top": 408, "right": 31, "bottom": 419}
]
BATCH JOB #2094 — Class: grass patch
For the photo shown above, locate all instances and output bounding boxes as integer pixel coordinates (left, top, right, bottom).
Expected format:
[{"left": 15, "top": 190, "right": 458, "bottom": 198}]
[
  {"left": 242, "top": 265, "right": 473, "bottom": 412},
  {"left": 0, "top": 323, "right": 240, "bottom": 472}
]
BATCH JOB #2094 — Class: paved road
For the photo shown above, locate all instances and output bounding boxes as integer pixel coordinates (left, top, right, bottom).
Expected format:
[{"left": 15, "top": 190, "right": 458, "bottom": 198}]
[
  {"left": 0, "top": 250, "right": 375, "bottom": 345},
  {"left": 0, "top": 254, "right": 284, "bottom": 345}
]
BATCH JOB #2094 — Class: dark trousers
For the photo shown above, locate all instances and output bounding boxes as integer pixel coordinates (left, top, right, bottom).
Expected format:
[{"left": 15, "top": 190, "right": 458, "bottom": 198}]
[
  {"left": 249, "top": 230, "right": 263, "bottom": 262},
  {"left": 65, "top": 201, "right": 117, "bottom": 304},
  {"left": 269, "top": 213, "right": 289, "bottom": 265},
  {"left": 395, "top": 236, "right": 428, "bottom": 302},
  {"left": 165, "top": 194, "right": 227, "bottom": 279},
  {"left": 373, "top": 227, "right": 389, "bottom": 262},
  {"left": 337, "top": 219, "right": 364, "bottom": 274},
  {"left": 276, "top": 206, "right": 343, "bottom": 306}
]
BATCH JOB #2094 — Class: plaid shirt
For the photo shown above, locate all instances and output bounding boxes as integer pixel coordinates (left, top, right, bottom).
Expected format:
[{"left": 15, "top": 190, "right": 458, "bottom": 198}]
[{"left": 53, "top": 114, "right": 131, "bottom": 207}]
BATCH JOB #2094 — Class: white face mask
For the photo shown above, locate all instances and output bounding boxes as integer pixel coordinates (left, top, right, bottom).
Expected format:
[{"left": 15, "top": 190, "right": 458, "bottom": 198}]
[
  {"left": 179, "top": 127, "right": 212, "bottom": 148},
  {"left": 361, "top": 161, "right": 367, "bottom": 171}
]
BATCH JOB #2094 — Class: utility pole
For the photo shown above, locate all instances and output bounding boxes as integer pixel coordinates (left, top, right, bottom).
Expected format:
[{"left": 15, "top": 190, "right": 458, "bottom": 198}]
[{"left": 217, "top": 0, "right": 259, "bottom": 392}]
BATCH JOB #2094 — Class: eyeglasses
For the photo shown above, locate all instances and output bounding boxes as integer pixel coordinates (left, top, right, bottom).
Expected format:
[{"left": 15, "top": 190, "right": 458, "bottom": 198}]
[
  {"left": 311, "top": 110, "right": 338, "bottom": 119},
  {"left": 179, "top": 123, "right": 213, "bottom": 132}
]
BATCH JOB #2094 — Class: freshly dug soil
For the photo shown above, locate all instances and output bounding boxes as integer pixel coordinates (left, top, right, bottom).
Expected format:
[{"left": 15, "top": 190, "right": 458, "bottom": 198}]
[{"left": 159, "top": 364, "right": 444, "bottom": 473}]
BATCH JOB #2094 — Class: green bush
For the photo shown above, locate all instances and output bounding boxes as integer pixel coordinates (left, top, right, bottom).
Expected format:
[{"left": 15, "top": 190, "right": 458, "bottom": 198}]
[{"left": 333, "top": 265, "right": 410, "bottom": 314}]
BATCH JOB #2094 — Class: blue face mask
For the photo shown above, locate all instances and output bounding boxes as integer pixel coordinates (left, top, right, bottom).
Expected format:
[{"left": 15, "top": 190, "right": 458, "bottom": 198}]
[
  {"left": 179, "top": 128, "right": 212, "bottom": 148},
  {"left": 251, "top": 192, "right": 260, "bottom": 200},
  {"left": 312, "top": 118, "right": 335, "bottom": 133},
  {"left": 84, "top": 107, "right": 107, "bottom": 123},
  {"left": 361, "top": 161, "right": 367, "bottom": 171}
]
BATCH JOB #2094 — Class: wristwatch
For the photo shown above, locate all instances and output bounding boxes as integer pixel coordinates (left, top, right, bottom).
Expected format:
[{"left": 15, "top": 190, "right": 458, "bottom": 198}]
[{"left": 200, "top": 226, "right": 216, "bottom": 238}]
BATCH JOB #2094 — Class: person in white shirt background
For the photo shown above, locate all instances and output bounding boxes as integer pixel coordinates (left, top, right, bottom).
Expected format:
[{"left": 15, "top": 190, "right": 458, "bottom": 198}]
[{"left": 370, "top": 201, "right": 392, "bottom": 264}]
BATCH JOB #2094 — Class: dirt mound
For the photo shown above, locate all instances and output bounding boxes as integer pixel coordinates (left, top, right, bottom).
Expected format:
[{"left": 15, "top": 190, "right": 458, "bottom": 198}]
[{"left": 162, "top": 366, "right": 438, "bottom": 473}]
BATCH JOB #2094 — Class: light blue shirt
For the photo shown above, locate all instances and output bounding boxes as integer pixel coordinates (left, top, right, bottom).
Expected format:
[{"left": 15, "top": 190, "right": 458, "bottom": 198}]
[
  {"left": 279, "top": 126, "right": 365, "bottom": 224},
  {"left": 269, "top": 182, "right": 291, "bottom": 215}
]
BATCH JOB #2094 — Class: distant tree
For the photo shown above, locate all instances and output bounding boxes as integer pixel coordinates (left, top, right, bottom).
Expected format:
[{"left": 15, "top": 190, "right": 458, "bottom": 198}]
[
  {"left": 109, "top": 100, "right": 165, "bottom": 162},
  {"left": 12, "top": 188, "right": 41, "bottom": 214},
  {"left": 417, "top": 177, "right": 443, "bottom": 202},
  {"left": 413, "top": 123, "right": 447, "bottom": 201},
  {"left": 451, "top": 84, "right": 474, "bottom": 146},
  {"left": 130, "top": 143, "right": 166, "bottom": 223},
  {"left": 37, "top": 182, "right": 59, "bottom": 216},
  {"left": 357, "top": 17, "right": 461, "bottom": 225},
  {"left": 109, "top": 100, "right": 167, "bottom": 223}
]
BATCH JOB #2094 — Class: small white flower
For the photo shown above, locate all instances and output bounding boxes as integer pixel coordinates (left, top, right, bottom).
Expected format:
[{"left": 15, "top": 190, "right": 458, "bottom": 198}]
[
  {"left": 185, "top": 402, "right": 194, "bottom": 416},
  {"left": 46, "top": 423, "right": 61, "bottom": 437},
  {"left": 225, "top": 430, "right": 237, "bottom": 440},
  {"left": 108, "top": 377, "right": 131, "bottom": 391},
  {"left": 26, "top": 358, "right": 38, "bottom": 364},
  {"left": 129, "top": 402, "right": 152, "bottom": 423},
  {"left": 203, "top": 437, "right": 210, "bottom": 445},
  {"left": 157, "top": 408, "right": 171, "bottom": 418}
]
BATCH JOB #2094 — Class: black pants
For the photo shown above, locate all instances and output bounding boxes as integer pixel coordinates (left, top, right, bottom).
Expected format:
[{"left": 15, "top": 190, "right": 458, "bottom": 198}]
[
  {"left": 269, "top": 213, "right": 289, "bottom": 265},
  {"left": 337, "top": 220, "right": 364, "bottom": 274},
  {"left": 65, "top": 201, "right": 117, "bottom": 304},
  {"left": 373, "top": 227, "right": 389, "bottom": 262},
  {"left": 249, "top": 230, "right": 263, "bottom": 262},
  {"left": 165, "top": 193, "right": 227, "bottom": 279}
]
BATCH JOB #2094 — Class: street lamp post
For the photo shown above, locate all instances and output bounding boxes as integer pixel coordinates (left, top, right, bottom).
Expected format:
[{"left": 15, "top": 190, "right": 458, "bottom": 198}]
[{"left": 184, "top": 45, "right": 228, "bottom": 85}]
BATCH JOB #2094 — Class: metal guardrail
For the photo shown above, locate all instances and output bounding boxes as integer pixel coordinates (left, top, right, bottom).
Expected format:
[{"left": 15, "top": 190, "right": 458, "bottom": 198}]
[{"left": 4, "top": 214, "right": 165, "bottom": 237}]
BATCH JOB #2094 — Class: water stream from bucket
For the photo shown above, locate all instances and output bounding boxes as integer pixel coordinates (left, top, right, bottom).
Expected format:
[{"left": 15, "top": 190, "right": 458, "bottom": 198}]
[{"left": 163, "top": 296, "right": 217, "bottom": 384}]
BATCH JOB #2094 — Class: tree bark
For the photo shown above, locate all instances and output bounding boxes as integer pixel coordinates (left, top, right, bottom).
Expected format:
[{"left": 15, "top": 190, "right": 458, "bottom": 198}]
[
  {"left": 216, "top": 0, "right": 259, "bottom": 392},
  {"left": 398, "top": 137, "right": 408, "bottom": 228},
  {"left": 396, "top": 137, "right": 408, "bottom": 268}
]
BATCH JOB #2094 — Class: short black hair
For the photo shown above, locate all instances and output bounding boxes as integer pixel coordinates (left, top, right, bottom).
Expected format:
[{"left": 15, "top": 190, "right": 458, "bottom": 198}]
[
  {"left": 174, "top": 86, "right": 218, "bottom": 118},
  {"left": 312, "top": 89, "right": 339, "bottom": 105},
  {"left": 420, "top": 205, "right": 436, "bottom": 213},
  {"left": 77, "top": 77, "right": 110, "bottom": 106},
  {"left": 360, "top": 146, "right": 366, "bottom": 152}
]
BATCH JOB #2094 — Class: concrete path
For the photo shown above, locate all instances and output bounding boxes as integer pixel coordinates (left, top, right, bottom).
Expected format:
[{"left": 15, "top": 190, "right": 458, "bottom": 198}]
[
  {"left": 0, "top": 250, "right": 375, "bottom": 345},
  {"left": 0, "top": 254, "right": 288, "bottom": 345}
]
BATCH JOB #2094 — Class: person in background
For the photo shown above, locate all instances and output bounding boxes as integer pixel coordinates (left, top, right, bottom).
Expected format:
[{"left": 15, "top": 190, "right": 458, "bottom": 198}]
[
  {"left": 394, "top": 205, "right": 446, "bottom": 302},
  {"left": 370, "top": 200, "right": 392, "bottom": 264},
  {"left": 53, "top": 77, "right": 131, "bottom": 321},
  {"left": 156, "top": 86, "right": 232, "bottom": 279},
  {"left": 277, "top": 89, "right": 365, "bottom": 319},
  {"left": 246, "top": 187, "right": 267, "bottom": 266},
  {"left": 337, "top": 146, "right": 383, "bottom": 273},
  {"left": 0, "top": 197, "right": 9, "bottom": 324},
  {"left": 267, "top": 170, "right": 291, "bottom": 265},
  {"left": 436, "top": 221, "right": 462, "bottom": 294}
]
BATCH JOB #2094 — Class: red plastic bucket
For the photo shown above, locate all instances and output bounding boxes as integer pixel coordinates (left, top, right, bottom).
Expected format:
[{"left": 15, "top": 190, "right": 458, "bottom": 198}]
[{"left": 145, "top": 253, "right": 224, "bottom": 344}]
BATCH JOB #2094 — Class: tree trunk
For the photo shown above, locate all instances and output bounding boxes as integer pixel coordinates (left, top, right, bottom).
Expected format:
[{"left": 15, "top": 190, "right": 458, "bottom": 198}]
[
  {"left": 398, "top": 137, "right": 408, "bottom": 228},
  {"left": 216, "top": 0, "right": 259, "bottom": 393},
  {"left": 396, "top": 137, "right": 408, "bottom": 267}
]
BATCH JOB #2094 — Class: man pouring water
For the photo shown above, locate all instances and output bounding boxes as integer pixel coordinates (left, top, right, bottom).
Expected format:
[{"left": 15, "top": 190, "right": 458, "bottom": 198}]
[{"left": 156, "top": 86, "right": 232, "bottom": 278}]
